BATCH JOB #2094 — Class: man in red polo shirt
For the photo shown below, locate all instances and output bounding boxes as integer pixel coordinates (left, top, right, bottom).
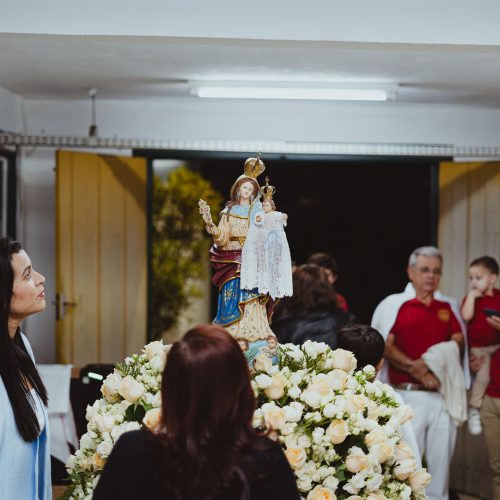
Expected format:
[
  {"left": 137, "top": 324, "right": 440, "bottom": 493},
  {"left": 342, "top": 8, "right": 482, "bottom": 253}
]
[{"left": 380, "top": 246, "right": 465, "bottom": 500}]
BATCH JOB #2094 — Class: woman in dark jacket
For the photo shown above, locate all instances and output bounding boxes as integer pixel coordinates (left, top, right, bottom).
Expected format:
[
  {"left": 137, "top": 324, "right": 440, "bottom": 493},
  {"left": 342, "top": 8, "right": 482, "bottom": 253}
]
[
  {"left": 93, "top": 324, "right": 299, "bottom": 500},
  {"left": 271, "top": 264, "right": 357, "bottom": 349}
]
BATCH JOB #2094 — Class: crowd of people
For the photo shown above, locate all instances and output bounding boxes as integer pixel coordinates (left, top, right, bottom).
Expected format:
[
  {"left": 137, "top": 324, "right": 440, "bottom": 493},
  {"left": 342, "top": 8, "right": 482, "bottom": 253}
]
[
  {"left": 273, "top": 247, "right": 500, "bottom": 500},
  {"left": 1, "top": 235, "right": 499, "bottom": 500}
]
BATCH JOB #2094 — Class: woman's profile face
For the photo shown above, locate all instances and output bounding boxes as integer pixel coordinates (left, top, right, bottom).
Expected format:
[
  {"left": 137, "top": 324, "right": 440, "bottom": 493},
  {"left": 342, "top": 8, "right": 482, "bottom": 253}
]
[
  {"left": 239, "top": 181, "right": 255, "bottom": 201},
  {"left": 10, "top": 250, "right": 46, "bottom": 321}
]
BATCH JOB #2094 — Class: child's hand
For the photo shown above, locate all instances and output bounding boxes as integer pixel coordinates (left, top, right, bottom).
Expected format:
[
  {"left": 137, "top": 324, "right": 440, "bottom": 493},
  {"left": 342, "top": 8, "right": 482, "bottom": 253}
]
[
  {"left": 469, "top": 288, "right": 483, "bottom": 299},
  {"left": 282, "top": 213, "right": 288, "bottom": 220},
  {"left": 256, "top": 215, "right": 262, "bottom": 222}
]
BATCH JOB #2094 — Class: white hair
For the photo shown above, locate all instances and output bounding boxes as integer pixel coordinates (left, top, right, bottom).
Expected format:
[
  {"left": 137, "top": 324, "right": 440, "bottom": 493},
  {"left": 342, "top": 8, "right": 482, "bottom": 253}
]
[{"left": 408, "top": 246, "right": 442, "bottom": 267}]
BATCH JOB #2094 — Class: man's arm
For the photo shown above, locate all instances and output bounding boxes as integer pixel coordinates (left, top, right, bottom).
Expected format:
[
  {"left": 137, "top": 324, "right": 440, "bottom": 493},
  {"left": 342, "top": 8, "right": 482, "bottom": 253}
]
[
  {"left": 385, "top": 333, "right": 439, "bottom": 389},
  {"left": 451, "top": 332, "right": 464, "bottom": 353}
]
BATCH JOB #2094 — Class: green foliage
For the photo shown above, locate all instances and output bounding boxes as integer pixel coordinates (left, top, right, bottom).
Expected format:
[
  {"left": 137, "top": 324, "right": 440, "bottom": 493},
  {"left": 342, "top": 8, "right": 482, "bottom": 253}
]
[{"left": 151, "top": 166, "right": 222, "bottom": 340}]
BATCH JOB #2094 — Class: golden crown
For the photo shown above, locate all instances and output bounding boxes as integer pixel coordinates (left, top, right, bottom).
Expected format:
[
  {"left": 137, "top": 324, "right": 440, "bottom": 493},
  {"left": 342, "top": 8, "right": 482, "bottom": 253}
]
[
  {"left": 260, "top": 177, "right": 276, "bottom": 201},
  {"left": 243, "top": 154, "right": 266, "bottom": 179}
]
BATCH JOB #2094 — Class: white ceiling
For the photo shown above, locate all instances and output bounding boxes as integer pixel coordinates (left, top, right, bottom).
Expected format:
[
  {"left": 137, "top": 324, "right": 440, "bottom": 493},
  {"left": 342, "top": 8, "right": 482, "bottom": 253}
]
[{"left": 2, "top": 33, "right": 500, "bottom": 107}]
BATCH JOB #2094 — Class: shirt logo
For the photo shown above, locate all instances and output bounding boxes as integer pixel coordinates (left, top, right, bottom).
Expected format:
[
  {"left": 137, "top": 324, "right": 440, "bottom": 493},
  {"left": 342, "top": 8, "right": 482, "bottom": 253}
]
[{"left": 437, "top": 308, "right": 450, "bottom": 322}]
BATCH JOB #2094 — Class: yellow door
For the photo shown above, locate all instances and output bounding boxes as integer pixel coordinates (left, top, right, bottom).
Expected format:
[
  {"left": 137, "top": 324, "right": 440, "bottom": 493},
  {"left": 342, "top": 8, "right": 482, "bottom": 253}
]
[{"left": 56, "top": 150, "right": 148, "bottom": 366}]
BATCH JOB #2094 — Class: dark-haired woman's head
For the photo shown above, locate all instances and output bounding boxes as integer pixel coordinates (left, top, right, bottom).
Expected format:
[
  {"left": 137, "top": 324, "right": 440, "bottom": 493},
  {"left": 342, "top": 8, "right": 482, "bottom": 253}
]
[
  {"left": 161, "top": 324, "right": 255, "bottom": 442},
  {"left": 0, "top": 236, "right": 47, "bottom": 442},
  {"left": 288, "top": 263, "right": 338, "bottom": 313}
]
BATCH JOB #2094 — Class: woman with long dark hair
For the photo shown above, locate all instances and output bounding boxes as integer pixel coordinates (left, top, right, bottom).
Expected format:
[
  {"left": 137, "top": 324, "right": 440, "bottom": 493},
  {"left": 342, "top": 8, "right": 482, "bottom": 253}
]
[
  {"left": 0, "top": 237, "right": 51, "bottom": 499},
  {"left": 271, "top": 263, "right": 357, "bottom": 348},
  {"left": 93, "top": 325, "right": 299, "bottom": 499}
]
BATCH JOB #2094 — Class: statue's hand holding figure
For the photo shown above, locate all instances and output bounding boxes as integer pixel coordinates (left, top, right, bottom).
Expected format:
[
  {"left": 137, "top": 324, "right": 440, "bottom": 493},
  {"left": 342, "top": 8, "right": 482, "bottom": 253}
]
[{"left": 199, "top": 199, "right": 219, "bottom": 236}]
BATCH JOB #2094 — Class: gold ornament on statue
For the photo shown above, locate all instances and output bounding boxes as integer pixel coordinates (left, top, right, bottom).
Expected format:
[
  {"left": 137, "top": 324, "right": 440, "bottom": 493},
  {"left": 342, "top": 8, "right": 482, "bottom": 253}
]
[
  {"left": 230, "top": 153, "right": 266, "bottom": 198},
  {"left": 260, "top": 177, "right": 276, "bottom": 201}
]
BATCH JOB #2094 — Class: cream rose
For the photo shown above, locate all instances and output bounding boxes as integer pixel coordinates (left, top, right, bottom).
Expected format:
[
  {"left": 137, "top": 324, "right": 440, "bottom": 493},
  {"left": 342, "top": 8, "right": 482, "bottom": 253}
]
[
  {"left": 262, "top": 404, "right": 287, "bottom": 430},
  {"left": 330, "top": 369, "right": 349, "bottom": 391},
  {"left": 143, "top": 408, "right": 162, "bottom": 431},
  {"left": 309, "top": 373, "right": 335, "bottom": 396},
  {"left": 366, "top": 493, "right": 388, "bottom": 500},
  {"left": 345, "top": 393, "right": 369, "bottom": 413},
  {"left": 396, "top": 404, "right": 414, "bottom": 425},
  {"left": 346, "top": 496, "right": 363, "bottom": 500},
  {"left": 325, "top": 419, "right": 349, "bottom": 444},
  {"left": 371, "top": 442, "right": 394, "bottom": 463},
  {"left": 393, "top": 458, "right": 417, "bottom": 480},
  {"left": 345, "top": 448, "right": 369, "bottom": 473},
  {"left": 306, "top": 485, "right": 337, "bottom": 500},
  {"left": 118, "top": 375, "right": 145, "bottom": 403},
  {"left": 394, "top": 442, "right": 415, "bottom": 462},
  {"left": 91, "top": 452, "right": 106, "bottom": 469},
  {"left": 331, "top": 349, "right": 357, "bottom": 372},
  {"left": 409, "top": 469, "right": 432, "bottom": 493},
  {"left": 364, "top": 427, "right": 387, "bottom": 448},
  {"left": 254, "top": 353, "right": 273, "bottom": 372},
  {"left": 264, "top": 372, "right": 288, "bottom": 400},
  {"left": 285, "top": 447, "right": 307, "bottom": 470},
  {"left": 101, "top": 372, "right": 123, "bottom": 403}
]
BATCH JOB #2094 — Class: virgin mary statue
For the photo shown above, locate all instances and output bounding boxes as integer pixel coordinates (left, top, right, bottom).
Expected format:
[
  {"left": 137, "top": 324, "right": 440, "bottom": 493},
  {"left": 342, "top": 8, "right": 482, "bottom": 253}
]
[{"left": 199, "top": 157, "right": 277, "bottom": 363}]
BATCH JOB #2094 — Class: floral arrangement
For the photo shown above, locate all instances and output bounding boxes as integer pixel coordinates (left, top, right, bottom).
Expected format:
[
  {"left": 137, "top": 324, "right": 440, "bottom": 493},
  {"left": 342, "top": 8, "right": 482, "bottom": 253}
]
[{"left": 64, "top": 340, "right": 430, "bottom": 500}]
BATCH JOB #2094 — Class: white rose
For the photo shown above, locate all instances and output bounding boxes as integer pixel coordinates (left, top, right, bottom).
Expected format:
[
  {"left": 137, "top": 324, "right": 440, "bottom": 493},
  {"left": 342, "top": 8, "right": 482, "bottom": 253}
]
[
  {"left": 96, "top": 440, "right": 113, "bottom": 458},
  {"left": 297, "top": 476, "right": 313, "bottom": 492},
  {"left": 149, "top": 354, "right": 166, "bottom": 372},
  {"left": 325, "top": 420, "right": 349, "bottom": 444},
  {"left": 110, "top": 421, "right": 141, "bottom": 442},
  {"left": 265, "top": 372, "right": 288, "bottom": 400},
  {"left": 323, "top": 403, "right": 337, "bottom": 419},
  {"left": 363, "top": 365, "right": 376, "bottom": 378},
  {"left": 101, "top": 372, "right": 123, "bottom": 403},
  {"left": 366, "top": 493, "right": 388, "bottom": 500},
  {"left": 322, "top": 476, "right": 339, "bottom": 491},
  {"left": 284, "top": 402, "right": 303, "bottom": 422},
  {"left": 301, "top": 390, "right": 321, "bottom": 409},
  {"left": 285, "top": 447, "right": 307, "bottom": 469},
  {"left": 288, "top": 386, "right": 301, "bottom": 399},
  {"left": 80, "top": 433, "right": 97, "bottom": 451},
  {"left": 254, "top": 353, "right": 274, "bottom": 373},
  {"left": 93, "top": 414, "right": 116, "bottom": 434},
  {"left": 307, "top": 485, "right": 337, "bottom": 500},
  {"left": 143, "top": 408, "right": 162, "bottom": 431},
  {"left": 409, "top": 468, "right": 432, "bottom": 493},
  {"left": 394, "top": 458, "right": 417, "bottom": 480},
  {"left": 364, "top": 428, "right": 387, "bottom": 448},
  {"left": 346, "top": 497, "right": 363, "bottom": 500},
  {"left": 289, "top": 372, "right": 303, "bottom": 386},
  {"left": 312, "top": 427, "right": 325, "bottom": 444},
  {"left": 143, "top": 340, "right": 165, "bottom": 360},
  {"left": 118, "top": 375, "right": 145, "bottom": 403},
  {"left": 262, "top": 404, "right": 287, "bottom": 430},
  {"left": 345, "top": 447, "right": 369, "bottom": 473},
  {"left": 255, "top": 373, "right": 273, "bottom": 389},
  {"left": 331, "top": 349, "right": 357, "bottom": 372}
]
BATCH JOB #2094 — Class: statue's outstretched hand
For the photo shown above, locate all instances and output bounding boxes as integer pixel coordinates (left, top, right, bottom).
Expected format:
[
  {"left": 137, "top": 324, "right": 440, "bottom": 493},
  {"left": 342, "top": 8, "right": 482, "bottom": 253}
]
[{"left": 199, "top": 199, "right": 217, "bottom": 235}]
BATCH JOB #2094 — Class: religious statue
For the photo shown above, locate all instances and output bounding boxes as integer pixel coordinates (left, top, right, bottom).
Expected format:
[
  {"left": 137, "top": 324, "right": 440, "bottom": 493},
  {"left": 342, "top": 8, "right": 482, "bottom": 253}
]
[
  {"left": 198, "top": 156, "right": 279, "bottom": 364},
  {"left": 240, "top": 177, "right": 293, "bottom": 300}
]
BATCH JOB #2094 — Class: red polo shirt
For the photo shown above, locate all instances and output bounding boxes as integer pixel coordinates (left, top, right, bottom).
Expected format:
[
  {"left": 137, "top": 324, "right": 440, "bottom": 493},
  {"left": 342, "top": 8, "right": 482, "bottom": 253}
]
[
  {"left": 388, "top": 298, "right": 462, "bottom": 385},
  {"left": 462, "top": 288, "right": 500, "bottom": 347},
  {"left": 486, "top": 347, "right": 500, "bottom": 398}
]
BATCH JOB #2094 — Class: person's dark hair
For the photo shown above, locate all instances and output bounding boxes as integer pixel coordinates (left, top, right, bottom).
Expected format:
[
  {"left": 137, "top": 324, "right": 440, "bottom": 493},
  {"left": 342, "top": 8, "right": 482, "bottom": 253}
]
[
  {"left": 0, "top": 237, "right": 48, "bottom": 442},
  {"left": 470, "top": 256, "right": 499, "bottom": 275},
  {"left": 160, "top": 324, "right": 269, "bottom": 499},
  {"left": 286, "top": 263, "right": 338, "bottom": 313},
  {"left": 225, "top": 177, "right": 260, "bottom": 212},
  {"left": 337, "top": 324, "right": 385, "bottom": 369},
  {"left": 307, "top": 252, "right": 339, "bottom": 277}
]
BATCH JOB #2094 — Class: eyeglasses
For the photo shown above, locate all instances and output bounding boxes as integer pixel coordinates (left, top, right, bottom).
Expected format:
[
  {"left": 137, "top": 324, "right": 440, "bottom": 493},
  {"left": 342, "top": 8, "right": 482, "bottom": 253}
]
[{"left": 415, "top": 267, "right": 442, "bottom": 276}]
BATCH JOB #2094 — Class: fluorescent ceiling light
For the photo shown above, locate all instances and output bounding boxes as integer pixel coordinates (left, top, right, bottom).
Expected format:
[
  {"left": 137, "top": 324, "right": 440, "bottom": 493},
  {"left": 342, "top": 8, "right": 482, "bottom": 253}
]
[{"left": 190, "top": 82, "right": 397, "bottom": 101}]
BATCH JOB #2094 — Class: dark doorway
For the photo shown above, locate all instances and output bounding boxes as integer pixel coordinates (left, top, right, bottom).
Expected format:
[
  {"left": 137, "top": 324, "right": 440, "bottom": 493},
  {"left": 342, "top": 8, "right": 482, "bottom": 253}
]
[{"left": 195, "top": 156, "right": 442, "bottom": 323}]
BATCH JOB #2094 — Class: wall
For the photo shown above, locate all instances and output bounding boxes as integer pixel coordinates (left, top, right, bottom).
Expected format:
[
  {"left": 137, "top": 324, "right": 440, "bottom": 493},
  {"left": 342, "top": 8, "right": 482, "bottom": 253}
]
[{"left": 0, "top": 86, "right": 22, "bottom": 132}]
